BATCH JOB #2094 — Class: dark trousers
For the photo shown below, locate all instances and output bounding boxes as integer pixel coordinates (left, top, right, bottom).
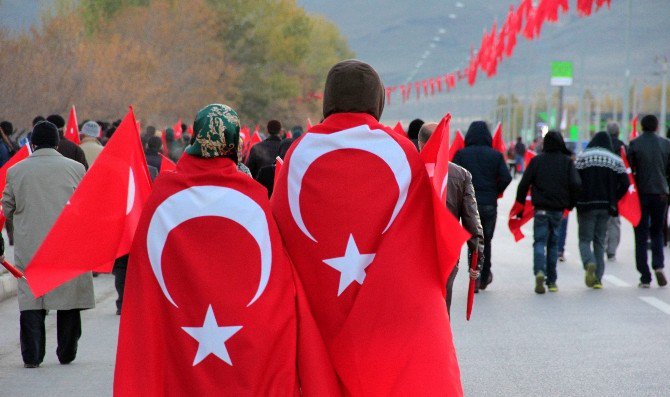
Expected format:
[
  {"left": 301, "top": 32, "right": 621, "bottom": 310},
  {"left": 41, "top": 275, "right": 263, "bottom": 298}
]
[
  {"left": 113, "top": 255, "right": 129, "bottom": 311},
  {"left": 478, "top": 204, "right": 497, "bottom": 286},
  {"left": 20, "top": 309, "right": 81, "bottom": 365},
  {"left": 634, "top": 194, "right": 668, "bottom": 283},
  {"left": 533, "top": 210, "right": 563, "bottom": 284}
]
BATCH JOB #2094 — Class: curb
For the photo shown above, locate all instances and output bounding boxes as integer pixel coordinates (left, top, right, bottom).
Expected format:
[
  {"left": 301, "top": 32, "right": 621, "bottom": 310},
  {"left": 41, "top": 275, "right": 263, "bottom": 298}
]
[{"left": 0, "top": 271, "right": 18, "bottom": 303}]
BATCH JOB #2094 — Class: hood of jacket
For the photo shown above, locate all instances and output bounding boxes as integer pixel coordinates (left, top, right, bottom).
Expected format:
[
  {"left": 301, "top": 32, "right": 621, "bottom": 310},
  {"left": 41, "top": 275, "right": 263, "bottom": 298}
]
[{"left": 464, "top": 121, "right": 492, "bottom": 147}]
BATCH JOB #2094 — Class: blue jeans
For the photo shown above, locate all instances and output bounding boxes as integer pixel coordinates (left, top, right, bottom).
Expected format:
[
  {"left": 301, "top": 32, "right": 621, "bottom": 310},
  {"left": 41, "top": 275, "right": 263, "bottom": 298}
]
[
  {"left": 577, "top": 209, "right": 610, "bottom": 281},
  {"left": 515, "top": 155, "right": 525, "bottom": 173},
  {"left": 533, "top": 210, "right": 564, "bottom": 284},
  {"left": 557, "top": 215, "right": 568, "bottom": 254}
]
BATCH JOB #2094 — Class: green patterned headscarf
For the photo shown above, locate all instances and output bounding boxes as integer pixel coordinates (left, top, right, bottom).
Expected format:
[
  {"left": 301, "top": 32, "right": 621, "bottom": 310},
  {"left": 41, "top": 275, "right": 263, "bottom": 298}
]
[{"left": 185, "top": 104, "right": 240, "bottom": 159}]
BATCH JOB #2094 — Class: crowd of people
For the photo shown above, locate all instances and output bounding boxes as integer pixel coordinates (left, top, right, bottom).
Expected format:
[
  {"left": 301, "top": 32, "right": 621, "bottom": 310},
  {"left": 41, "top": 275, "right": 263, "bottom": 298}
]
[{"left": 0, "top": 59, "right": 668, "bottom": 395}]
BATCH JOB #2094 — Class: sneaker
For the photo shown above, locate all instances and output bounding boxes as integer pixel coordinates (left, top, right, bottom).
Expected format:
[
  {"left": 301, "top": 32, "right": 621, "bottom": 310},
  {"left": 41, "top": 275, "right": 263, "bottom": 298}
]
[
  {"left": 593, "top": 282, "right": 603, "bottom": 289},
  {"left": 607, "top": 254, "right": 616, "bottom": 261},
  {"left": 24, "top": 363, "right": 39, "bottom": 368},
  {"left": 655, "top": 270, "right": 667, "bottom": 287},
  {"left": 480, "top": 272, "right": 494, "bottom": 290},
  {"left": 585, "top": 263, "right": 597, "bottom": 287},
  {"left": 535, "top": 272, "right": 546, "bottom": 294},
  {"left": 558, "top": 253, "right": 566, "bottom": 262},
  {"left": 547, "top": 283, "right": 558, "bottom": 292},
  {"left": 638, "top": 282, "right": 651, "bottom": 288}
]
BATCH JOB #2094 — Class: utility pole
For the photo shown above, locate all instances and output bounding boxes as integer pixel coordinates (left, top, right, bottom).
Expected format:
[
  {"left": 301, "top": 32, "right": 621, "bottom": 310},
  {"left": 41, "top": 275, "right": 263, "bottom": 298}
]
[
  {"left": 622, "top": 0, "right": 632, "bottom": 136},
  {"left": 661, "top": 57, "right": 668, "bottom": 133}
]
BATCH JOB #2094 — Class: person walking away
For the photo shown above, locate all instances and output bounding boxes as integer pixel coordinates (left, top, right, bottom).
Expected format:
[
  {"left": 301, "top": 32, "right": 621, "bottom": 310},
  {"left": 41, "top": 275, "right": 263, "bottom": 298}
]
[
  {"left": 515, "top": 131, "right": 581, "bottom": 294},
  {"left": 606, "top": 122, "right": 627, "bottom": 260},
  {"left": 419, "top": 122, "right": 483, "bottom": 310},
  {"left": 246, "top": 120, "right": 283, "bottom": 179},
  {"left": 628, "top": 115, "right": 670, "bottom": 288},
  {"left": 144, "top": 136, "right": 163, "bottom": 171},
  {"left": 0, "top": 121, "right": 16, "bottom": 166},
  {"left": 2, "top": 121, "right": 94, "bottom": 368},
  {"left": 515, "top": 136, "right": 526, "bottom": 174},
  {"left": 79, "top": 121, "right": 104, "bottom": 167},
  {"left": 256, "top": 138, "right": 295, "bottom": 198},
  {"left": 46, "top": 114, "right": 88, "bottom": 170},
  {"left": 575, "top": 132, "right": 629, "bottom": 289},
  {"left": 453, "top": 121, "right": 512, "bottom": 290}
]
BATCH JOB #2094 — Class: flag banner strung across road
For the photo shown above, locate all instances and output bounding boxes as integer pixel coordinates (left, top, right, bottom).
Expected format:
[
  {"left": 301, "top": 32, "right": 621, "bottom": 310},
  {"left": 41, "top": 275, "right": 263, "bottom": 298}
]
[
  {"left": 65, "top": 105, "right": 80, "bottom": 144},
  {"left": 271, "top": 112, "right": 467, "bottom": 395},
  {"left": 618, "top": 147, "right": 641, "bottom": 226},
  {"left": 115, "top": 154, "right": 337, "bottom": 396},
  {"left": 25, "top": 107, "right": 152, "bottom": 297},
  {"left": 0, "top": 145, "right": 31, "bottom": 229}
]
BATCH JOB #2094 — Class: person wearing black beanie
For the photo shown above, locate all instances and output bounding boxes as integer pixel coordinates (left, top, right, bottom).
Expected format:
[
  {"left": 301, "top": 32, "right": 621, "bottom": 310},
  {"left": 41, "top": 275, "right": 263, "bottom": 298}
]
[
  {"left": 30, "top": 121, "right": 60, "bottom": 150},
  {"left": 44, "top": 114, "right": 88, "bottom": 169}
]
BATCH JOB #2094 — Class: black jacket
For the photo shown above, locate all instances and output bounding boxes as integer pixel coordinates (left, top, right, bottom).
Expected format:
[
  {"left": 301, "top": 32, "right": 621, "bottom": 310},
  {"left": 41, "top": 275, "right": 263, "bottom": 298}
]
[
  {"left": 628, "top": 132, "right": 670, "bottom": 195},
  {"left": 145, "top": 149, "right": 162, "bottom": 172},
  {"left": 246, "top": 135, "right": 282, "bottom": 179},
  {"left": 516, "top": 131, "right": 581, "bottom": 211},
  {"left": 453, "top": 121, "right": 512, "bottom": 206},
  {"left": 57, "top": 138, "right": 88, "bottom": 170},
  {"left": 575, "top": 132, "right": 629, "bottom": 213}
]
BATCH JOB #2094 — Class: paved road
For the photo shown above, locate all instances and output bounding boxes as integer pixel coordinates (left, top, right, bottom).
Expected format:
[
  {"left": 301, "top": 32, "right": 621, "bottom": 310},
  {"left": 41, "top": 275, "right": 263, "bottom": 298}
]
[{"left": 0, "top": 178, "right": 669, "bottom": 396}]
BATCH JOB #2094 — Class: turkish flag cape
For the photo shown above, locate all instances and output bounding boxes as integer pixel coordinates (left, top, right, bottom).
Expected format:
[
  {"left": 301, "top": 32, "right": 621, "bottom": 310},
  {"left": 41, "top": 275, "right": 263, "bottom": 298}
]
[
  {"left": 271, "top": 113, "right": 465, "bottom": 396},
  {"left": 64, "top": 105, "right": 81, "bottom": 144},
  {"left": 618, "top": 147, "right": 641, "bottom": 226},
  {"left": 115, "top": 155, "right": 336, "bottom": 396},
  {"left": 159, "top": 153, "right": 176, "bottom": 174},
  {"left": 0, "top": 145, "right": 31, "bottom": 229},
  {"left": 449, "top": 129, "right": 465, "bottom": 161},
  {"left": 25, "top": 108, "right": 152, "bottom": 297}
]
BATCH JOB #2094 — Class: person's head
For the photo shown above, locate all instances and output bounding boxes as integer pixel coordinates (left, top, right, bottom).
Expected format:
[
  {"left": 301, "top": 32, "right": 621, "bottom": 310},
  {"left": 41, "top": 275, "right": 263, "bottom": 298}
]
[
  {"left": 322, "top": 59, "right": 385, "bottom": 121},
  {"left": 46, "top": 114, "right": 65, "bottom": 130},
  {"left": 32, "top": 116, "right": 45, "bottom": 127},
  {"left": 606, "top": 122, "right": 620, "bottom": 140},
  {"left": 81, "top": 121, "right": 101, "bottom": 139},
  {"left": 291, "top": 125, "right": 303, "bottom": 139},
  {"left": 165, "top": 128, "right": 175, "bottom": 142},
  {"left": 147, "top": 136, "right": 163, "bottom": 153},
  {"left": 517, "top": 136, "right": 522, "bottom": 142},
  {"left": 0, "top": 121, "right": 13, "bottom": 136},
  {"left": 641, "top": 114, "right": 658, "bottom": 133},
  {"left": 185, "top": 103, "right": 240, "bottom": 161},
  {"left": 146, "top": 125, "right": 156, "bottom": 137},
  {"left": 407, "top": 119, "right": 424, "bottom": 140},
  {"left": 542, "top": 130, "right": 571, "bottom": 155},
  {"left": 417, "top": 122, "right": 437, "bottom": 151},
  {"left": 267, "top": 120, "right": 282, "bottom": 136},
  {"left": 587, "top": 131, "right": 613, "bottom": 152},
  {"left": 464, "top": 120, "right": 492, "bottom": 147},
  {"left": 30, "top": 120, "right": 60, "bottom": 150}
]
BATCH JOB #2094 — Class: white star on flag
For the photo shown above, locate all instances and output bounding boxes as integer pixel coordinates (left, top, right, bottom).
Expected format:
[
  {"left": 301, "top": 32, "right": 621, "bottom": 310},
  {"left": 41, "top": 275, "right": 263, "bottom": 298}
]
[
  {"left": 323, "top": 234, "right": 376, "bottom": 296},
  {"left": 182, "top": 305, "right": 242, "bottom": 366}
]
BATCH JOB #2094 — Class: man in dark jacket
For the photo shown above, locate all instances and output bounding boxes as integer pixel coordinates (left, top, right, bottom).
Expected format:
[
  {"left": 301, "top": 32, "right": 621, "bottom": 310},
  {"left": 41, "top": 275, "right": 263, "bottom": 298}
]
[
  {"left": 515, "top": 131, "right": 581, "bottom": 294},
  {"left": 145, "top": 136, "right": 163, "bottom": 171},
  {"left": 606, "top": 122, "right": 627, "bottom": 260},
  {"left": 246, "top": 119, "right": 283, "bottom": 179},
  {"left": 453, "top": 121, "right": 512, "bottom": 290},
  {"left": 628, "top": 115, "right": 670, "bottom": 288},
  {"left": 46, "top": 114, "right": 88, "bottom": 170},
  {"left": 256, "top": 138, "right": 295, "bottom": 198},
  {"left": 575, "top": 131, "right": 629, "bottom": 289},
  {"left": 514, "top": 137, "right": 526, "bottom": 173}
]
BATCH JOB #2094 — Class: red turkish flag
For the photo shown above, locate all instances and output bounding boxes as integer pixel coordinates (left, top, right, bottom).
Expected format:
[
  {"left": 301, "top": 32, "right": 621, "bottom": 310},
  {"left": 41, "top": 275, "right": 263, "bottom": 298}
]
[
  {"left": 509, "top": 150, "right": 536, "bottom": 241},
  {"left": 64, "top": 105, "right": 80, "bottom": 144},
  {"left": 492, "top": 122, "right": 507, "bottom": 159},
  {"left": 577, "top": 0, "right": 594, "bottom": 16},
  {"left": 629, "top": 115, "right": 639, "bottom": 141},
  {"left": 618, "top": 147, "right": 641, "bottom": 226},
  {"left": 271, "top": 113, "right": 466, "bottom": 395},
  {"left": 159, "top": 153, "right": 176, "bottom": 174},
  {"left": 160, "top": 130, "right": 169, "bottom": 156},
  {"left": 449, "top": 129, "right": 465, "bottom": 161},
  {"left": 274, "top": 156, "right": 283, "bottom": 188},
  {"left": 393, "top": 121, "right": 406, "bottom": 137},
  {"left": 25, "top": 108, "right": 152, "bottom": 297},
  {"left": 115, "top": 155, "right": 336, "bottom": 395},
  {"left": 0, "top": 145, "right": 31, "bottom": 229},
  {"left": 172, "top": 118, "right": 183, "bottom": 140}
]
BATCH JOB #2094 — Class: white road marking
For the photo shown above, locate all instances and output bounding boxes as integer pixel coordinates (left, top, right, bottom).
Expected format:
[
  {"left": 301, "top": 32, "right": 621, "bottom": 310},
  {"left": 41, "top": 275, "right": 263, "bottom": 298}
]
[
  {"left": 639, "top": 297, "right": 670, "bottom": 315},
  {"left": 602, "top": 275, "right": 631, "bottom": 287}
]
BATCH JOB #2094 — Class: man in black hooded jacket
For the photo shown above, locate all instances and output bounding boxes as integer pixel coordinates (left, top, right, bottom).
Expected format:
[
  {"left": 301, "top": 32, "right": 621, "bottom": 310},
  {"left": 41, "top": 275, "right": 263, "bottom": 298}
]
[
  {"left": 515, "top": 131, "right": 581, "bottom": 294},
  {"left": 453, "top": 121, "right": 512, "bottom": 290}
]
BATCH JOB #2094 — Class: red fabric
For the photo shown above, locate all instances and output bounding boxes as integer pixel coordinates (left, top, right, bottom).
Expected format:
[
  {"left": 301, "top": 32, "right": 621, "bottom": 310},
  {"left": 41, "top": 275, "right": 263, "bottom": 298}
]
[
  {"left": 173, "top": 118, "right": 183, "bottom": 140},
  {"left": 114, "top": 155, "right": 327, "bottom": 396},
  {"left": 595, "top": 0, "right": 611, "bottom": 10},
  {"left": 524, "top": 149, "right": 537, "bottom": 168},
  {"left": 159, "top": 153, "right": 177, "bottom": 174},
  {"left": 271, "top": 112, "right": 466, "bottom": 395},
  {"left": 64, "top": 105, "right": 80, "bottom": 144},
  {"left": 449, "top": 130, "right": 465, "bottom": 161},
  {"left": 393, "top": 121, "right": 406, "bottom": 137},
  {"left": 25, "top": 108, "right": 152, "bottom": 297},
  {"left": 306, "top": 119, "right": 313, "bottom": 130},
  {"left": 618, "top": 147, "right": 641, "bottom": 226},
  {"left": 187, "top": 125, "right": 194, "bottom": 137},
  {"left": 160, "top": 130, "right": 169, "bottom": 156},
  {"left": 274, "top": 156, "right": 283, "bottom": 188},
  {"left": 466, "top": 250, "right": 478, "bottom": 321},
  {"left": 492, "top": 122, "right": 507, "bottom": 160},
  {"left": 508, "top": 198, "right": 535, "bottom": 242},
  {"left": 577, "top": 0, "right": 594, "bottom": 16},
  {"left": 629, "top": 115, "right": 638, "bottom": 141},
  {"left": 421, "top": 114, "right": 451, "bottom": 202},
  {"left": 0, "top": 145, "right": 30, "bottom": 229}
]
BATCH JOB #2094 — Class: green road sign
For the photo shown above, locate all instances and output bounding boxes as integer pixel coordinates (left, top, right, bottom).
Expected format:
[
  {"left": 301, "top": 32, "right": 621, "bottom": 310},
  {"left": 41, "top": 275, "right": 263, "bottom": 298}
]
[{"left": 551, "top": 61, "right": 573, "bottom": 86}]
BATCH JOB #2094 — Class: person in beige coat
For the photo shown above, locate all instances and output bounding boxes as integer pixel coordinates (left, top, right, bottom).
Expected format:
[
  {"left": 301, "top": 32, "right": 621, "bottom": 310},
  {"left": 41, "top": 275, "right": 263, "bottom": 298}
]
[
  {"left": 419, "top": 122, "right": 484, "bottom": 313},
  {"left": 79, "top": 120, "right": 104, "bottom": 167},
  {"left": 2, "top": 121, "right": 94, "bottom": 368}
]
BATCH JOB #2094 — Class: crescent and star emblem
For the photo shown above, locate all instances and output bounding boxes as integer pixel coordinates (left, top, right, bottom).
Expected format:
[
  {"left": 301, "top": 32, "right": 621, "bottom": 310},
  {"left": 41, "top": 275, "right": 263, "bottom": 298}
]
[
  {"left": 146, "top": 185, "right": 273, "bottom": 367},
  {"left": 286, "top": 124, "right": 412, "bottom": 296}
]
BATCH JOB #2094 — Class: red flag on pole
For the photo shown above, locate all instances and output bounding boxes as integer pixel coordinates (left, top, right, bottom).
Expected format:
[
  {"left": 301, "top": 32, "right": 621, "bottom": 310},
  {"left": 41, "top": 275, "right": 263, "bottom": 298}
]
[
  {"left": 274, "top": 156, "right": 283, "bottom": 187},
  {"left": 618, "top": 147, "right": 641, "bottom": 226},
  {"left": 509, "top": 150, "right": 536, "bottom": 241},
  {"left": 173, "top": 118, "right": 183, "bottom": 140},
  {"left": 160, "top": 130, "right": 169, "bottom": 156},
  {"left": 25, "top": 108, "right": 152, "bottom": 297},
  {"left": 492, "top": 122, "right": 507, "bottom": 159},
  {"left": 393, "top": 121, "right": 407, "bottom": 137},
  {"left": 0, "top": 145, "right": 31, "bottom": 229},
  {"left": 629, "top": 115, "right": 638, "bottom": 141},
  {"left": 448, "top": 129, "right": 465, "bottom": 161},
  {"left": 64, "top": 105, "right": 80, "bottom": 144},
  {"left": 159, "top": 153, "right": 177, "bottom": 174}
]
